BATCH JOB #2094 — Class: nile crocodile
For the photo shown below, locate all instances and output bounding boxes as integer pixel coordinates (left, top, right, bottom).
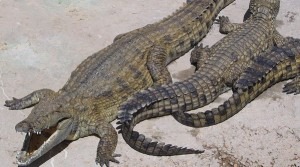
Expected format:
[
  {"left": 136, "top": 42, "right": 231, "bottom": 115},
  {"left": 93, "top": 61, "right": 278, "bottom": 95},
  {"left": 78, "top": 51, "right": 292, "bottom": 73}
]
[
  {"left": 173, "top": 37, "right": 300, "bottom": 127},
  {"left": 117, "top": 0, "right": 286, "bottom": 153},
  {"left": 118, "top": 37, "right": 300, "bottom": 156},
  {"left": 3, "top": 0, "right": 235, "bottom": 166}
]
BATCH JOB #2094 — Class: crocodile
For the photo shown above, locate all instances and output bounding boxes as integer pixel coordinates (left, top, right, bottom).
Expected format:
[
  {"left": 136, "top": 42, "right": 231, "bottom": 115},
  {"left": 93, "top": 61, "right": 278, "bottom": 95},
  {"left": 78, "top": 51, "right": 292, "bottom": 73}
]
[
  {"left": 3, "top": 0, "right": 235, "bottom": 166},
  {"left": 173, "top": 37, "right": 300, "bottom": 127},
  {"left": 117, "top": 0, "right": 286, "bottom": 152},
  {"left": 118, "top": 37, "right": 300, "bottom": 156}
]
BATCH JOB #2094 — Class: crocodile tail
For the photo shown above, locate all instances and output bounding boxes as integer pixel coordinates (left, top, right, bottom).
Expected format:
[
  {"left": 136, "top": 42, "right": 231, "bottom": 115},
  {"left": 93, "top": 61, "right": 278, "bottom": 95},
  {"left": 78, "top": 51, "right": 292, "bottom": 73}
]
[
  {"left": 173, "top": 37, "right": 300, "bottom": 127},
  {"left": 116, "top": 120, "right": 204, "bottom": 156},
  {"left": 118, "top": 71, "right": 221, "bottom": 124},
  {"left": 116, "top": 79, "right": 211, "bottom": 156},
  {"left": 117, "top": 86, "right": 168, "bottom": 123}
]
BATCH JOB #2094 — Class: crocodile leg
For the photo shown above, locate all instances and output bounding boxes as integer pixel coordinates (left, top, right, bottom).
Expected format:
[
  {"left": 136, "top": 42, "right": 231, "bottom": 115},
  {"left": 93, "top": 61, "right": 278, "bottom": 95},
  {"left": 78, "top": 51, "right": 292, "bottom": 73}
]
[
  {"left": 147, "top": 44, "right": 172, "bottom": 85},
  {"left": 217, "top": 16, "right": 243, "bottom": 34},
  {"left": 4, "top": 89, "right": 56, "bottom": 110},
  {"left": 190, "top": 44, "right": 211, "bottom": 70},
  {"left": 273, "top": 30, "right": 288, "bottom": 47},
  {"left": 86, "top": 121, "right": 119, "bottom": 167},
  {"left": 283, "top": 75, "right": 300, "bottom": 95}
]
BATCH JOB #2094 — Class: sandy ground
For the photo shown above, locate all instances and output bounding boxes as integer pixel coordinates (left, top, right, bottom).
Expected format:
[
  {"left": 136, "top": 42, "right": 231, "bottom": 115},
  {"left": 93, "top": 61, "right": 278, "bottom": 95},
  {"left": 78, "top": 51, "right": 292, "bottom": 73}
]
[{"left": 0, "top": 0, "right": 299, "bottom": 166}]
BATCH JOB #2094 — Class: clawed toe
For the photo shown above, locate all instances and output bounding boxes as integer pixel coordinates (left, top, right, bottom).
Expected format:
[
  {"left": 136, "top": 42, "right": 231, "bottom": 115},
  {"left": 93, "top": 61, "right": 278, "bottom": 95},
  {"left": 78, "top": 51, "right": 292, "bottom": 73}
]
[
  {"left": 96, "top": 153, "right": 121, "bottom": 167},
  {"left": 215, "top": 16, "right": 228, "bottom": 24},
  {"left": 283, "top": 78, "right": 300, "bottom": 95},
  {"left": 283, "top": 84, "right": 300, "bottom": 95},
  {"left": 214, "top": 18, "right": 221, "bottom": 24},
  {"left": 4, "top": 97, "right": 21, "bottom": 109}
]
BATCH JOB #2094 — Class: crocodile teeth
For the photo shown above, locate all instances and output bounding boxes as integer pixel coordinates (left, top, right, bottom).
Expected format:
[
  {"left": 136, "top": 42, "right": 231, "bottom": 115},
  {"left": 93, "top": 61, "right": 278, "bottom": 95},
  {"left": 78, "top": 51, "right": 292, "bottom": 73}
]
[
  {"left": 16, "top": 151, "right": 23, "bottom": 157},
  {"left": 32, "top": 130, "right": 41, "bottom": 135}
]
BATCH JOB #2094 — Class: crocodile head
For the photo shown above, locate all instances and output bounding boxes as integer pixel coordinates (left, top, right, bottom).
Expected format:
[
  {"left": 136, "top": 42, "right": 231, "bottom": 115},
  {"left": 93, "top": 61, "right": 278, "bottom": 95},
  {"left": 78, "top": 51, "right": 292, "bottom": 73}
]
[
  {"left": 249, "top": 0, "right": 280, "bottom": 19},
  {"left": 15, "top": 99, "right": 75, "bottom": 166}
]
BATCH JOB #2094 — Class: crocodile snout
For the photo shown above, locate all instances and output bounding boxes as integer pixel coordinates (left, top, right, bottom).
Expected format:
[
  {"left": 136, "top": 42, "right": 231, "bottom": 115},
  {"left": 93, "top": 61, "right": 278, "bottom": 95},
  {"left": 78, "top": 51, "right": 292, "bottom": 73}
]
[{"left": 15, "top": 121, "right": 31, "bottom": 133}]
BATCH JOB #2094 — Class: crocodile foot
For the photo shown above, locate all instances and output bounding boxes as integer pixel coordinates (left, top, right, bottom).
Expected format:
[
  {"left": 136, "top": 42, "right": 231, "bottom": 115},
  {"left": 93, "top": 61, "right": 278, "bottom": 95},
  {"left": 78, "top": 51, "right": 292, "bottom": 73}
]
[
  {"left": 283, "top": 76, "right": 300, "bottom": 95},
  {"left": 215, "top": 16, "right": 229, "bottom": 25},
  {"left": 4, "top": 89, "right": 56, "bottom": 110},
  {"left": 96, "top": 153, "right": 121, "bottom": 167},
  {"left": 190, "top": 43, "right": 210, "bottom": 70},
  {"left": 4, "top": 97, "right": 23, "bottom": 110}
]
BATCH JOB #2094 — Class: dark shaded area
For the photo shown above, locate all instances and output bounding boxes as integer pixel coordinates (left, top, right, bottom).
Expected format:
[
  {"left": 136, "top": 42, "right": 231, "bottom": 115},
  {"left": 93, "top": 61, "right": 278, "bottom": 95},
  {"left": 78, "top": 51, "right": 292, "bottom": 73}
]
[
  {"left": 171, "top": 66, "right": 195, "bottom": 81},
  {"left": 19, "top": 141, "right": 72, "bottom": 167},
  {"left": 275, "top": 20, "right": 284, "bottom": 28},
  {"left": 243, "top": 9, "right": 251, "bottom": 21}
]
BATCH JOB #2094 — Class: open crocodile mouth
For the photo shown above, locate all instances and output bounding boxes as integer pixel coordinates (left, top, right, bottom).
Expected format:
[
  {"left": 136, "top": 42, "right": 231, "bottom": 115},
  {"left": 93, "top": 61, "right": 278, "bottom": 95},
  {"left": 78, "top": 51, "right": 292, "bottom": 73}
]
[
  {"left": 17, "top": 127, "right": 56, "bottom": 165},
  {"left": 16, "top": 119, "right": 73, "bottom": 166}
]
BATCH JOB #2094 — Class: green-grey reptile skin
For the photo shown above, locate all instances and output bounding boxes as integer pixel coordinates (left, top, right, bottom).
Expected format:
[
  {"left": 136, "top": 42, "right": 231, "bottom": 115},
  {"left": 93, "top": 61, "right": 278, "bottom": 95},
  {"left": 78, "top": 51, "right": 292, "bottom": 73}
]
[
  {"left": 118, "top": 37, "right": 300, "bottom": 156},
  {"left": 117, "top": 0, "right": 287, "bottom": 154},
  {"left": 3, "top": 0, "right": 235, "bottom": 166},
  {"left": 173, "top": 37, "right": 300, "bottom": 127}
]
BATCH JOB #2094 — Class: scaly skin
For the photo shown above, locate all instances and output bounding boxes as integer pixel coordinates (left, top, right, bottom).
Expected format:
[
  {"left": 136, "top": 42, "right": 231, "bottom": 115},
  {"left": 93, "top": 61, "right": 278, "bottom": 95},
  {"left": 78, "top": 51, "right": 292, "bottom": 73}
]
[
  {"left": 117, "top": 0, "right": 285, "bottom": 154},
  {"left": 3, "top": 0, "right": 235, "bottom": 166},
  {"left": 173, "top": 37, "right": 300, "bottom": 127}
]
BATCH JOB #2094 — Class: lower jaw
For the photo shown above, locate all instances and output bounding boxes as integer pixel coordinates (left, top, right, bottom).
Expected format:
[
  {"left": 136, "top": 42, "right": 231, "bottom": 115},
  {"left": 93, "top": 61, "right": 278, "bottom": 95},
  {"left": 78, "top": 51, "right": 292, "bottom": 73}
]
[
  {"left": 16, "top": 151, "right": 36, "bottom": 166},
  {"left": 16, "top": 128, "right": 56, "bottom": 165},
  {"left": 16, "top": 118, "right": 74, "bottom": 165}
]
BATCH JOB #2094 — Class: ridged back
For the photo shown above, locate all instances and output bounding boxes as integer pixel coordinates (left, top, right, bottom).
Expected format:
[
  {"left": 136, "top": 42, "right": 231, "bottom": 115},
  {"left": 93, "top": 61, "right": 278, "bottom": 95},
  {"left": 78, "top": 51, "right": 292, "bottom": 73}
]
[
  {"left": 235, "top": 38, "right": 300, "bottom": 90},
  {"left": 173, "top": 37, "right": 300, "bottom": 127}
]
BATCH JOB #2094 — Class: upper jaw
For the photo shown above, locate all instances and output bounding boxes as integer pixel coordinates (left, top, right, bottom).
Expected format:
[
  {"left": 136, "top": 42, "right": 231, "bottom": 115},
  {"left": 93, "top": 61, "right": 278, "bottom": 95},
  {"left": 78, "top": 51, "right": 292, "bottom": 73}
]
[
  {"left": 16, "top": 118, "right": 74, "bottom": 166},
  {"left": 15, "top": 121, "right": 43, "bottom": 135}
]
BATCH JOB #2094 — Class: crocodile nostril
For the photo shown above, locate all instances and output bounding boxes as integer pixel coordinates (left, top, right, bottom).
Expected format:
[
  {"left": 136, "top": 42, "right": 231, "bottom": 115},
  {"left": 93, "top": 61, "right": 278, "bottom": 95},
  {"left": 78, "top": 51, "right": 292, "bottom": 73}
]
[{"left": 15, "top": 121, "right": 32, "bottom": 133}]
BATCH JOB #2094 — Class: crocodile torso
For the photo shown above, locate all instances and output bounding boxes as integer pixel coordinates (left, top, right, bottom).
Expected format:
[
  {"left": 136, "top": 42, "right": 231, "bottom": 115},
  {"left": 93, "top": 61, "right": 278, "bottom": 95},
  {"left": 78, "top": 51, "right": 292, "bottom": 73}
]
[
  {"left": 173, "top": 37, "right": 300, "bottom": 127},
  {"left": 3, "top": 0, "right": 235, "bottom": 166},
  {"left": 117, "top": 0, "right": 286, "bottom": 154}
]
